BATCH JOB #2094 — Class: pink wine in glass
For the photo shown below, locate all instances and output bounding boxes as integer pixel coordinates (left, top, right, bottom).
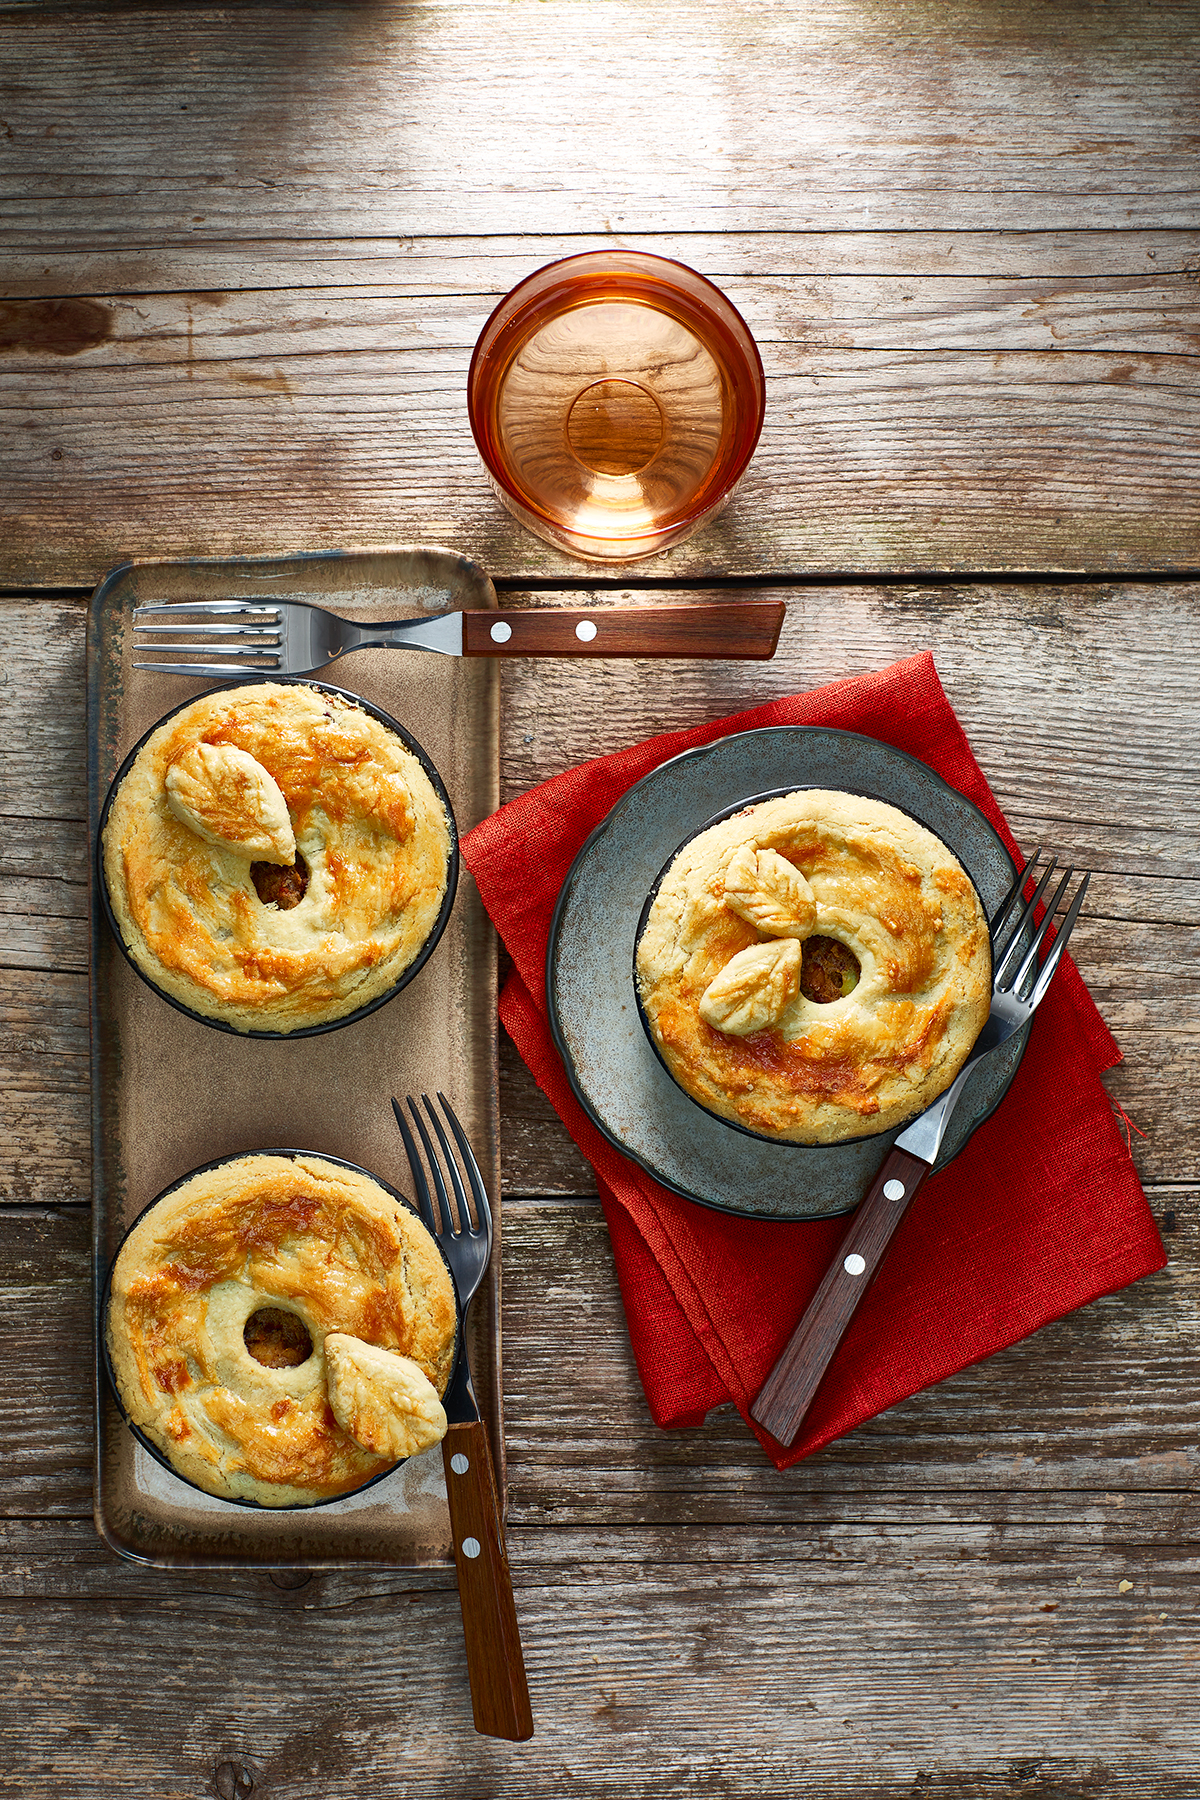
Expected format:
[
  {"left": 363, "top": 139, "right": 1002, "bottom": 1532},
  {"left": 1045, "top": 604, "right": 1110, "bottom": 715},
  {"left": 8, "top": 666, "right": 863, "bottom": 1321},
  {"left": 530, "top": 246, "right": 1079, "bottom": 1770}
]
[{"left": 468, "top": 252, "right": 765, "bottom": 562}]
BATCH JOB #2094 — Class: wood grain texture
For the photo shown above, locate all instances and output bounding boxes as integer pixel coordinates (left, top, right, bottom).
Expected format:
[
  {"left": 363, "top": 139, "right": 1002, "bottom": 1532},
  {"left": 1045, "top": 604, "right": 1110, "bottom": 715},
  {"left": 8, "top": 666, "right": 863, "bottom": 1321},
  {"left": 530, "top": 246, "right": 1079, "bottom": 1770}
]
[
  {"left": 4, "top": 4, "right": 1200, "bottom": 1787},
  {"left": 7, "top": 271, "right": 1200, "bottom": 358},
  {"left": 2, "top": 284, "right": 1198, "bottom": 583},
  {"left": 2, "top": 1, "right": 1199, "bottom": 583},
  {"left": 3, "top": 1197, "right": 1195, "bottom": 1523},
  {"left": 0, "top": 1200, "right": 1196, "bottom": 1794},
  {"left": 7, "top": 230, "right": 1200, "bottom": 299},
  {"left": 460, "top": 602, "right": 785, "bottom": 659},
  {"left": 0, "top": 1518, "right": 1197, "bottom": 1799},
  {"left": 3, "top": 584, "right": 1197, "bottom": 1198},
  {"left": 3, "top": 0, "right": 1199, "bottom": 244}
]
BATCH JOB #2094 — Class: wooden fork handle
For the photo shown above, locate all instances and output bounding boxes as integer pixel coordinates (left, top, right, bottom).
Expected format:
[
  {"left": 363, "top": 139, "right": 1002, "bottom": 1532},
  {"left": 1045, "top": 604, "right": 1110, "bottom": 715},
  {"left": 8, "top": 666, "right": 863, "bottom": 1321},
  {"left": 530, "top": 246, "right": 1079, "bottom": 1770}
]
[
  {"left": 750, "top": 1147, "right": 933, "bottom": 1448},
  {"left": 442, "top": 1419, "right": 534, "bottom": 1741},
  {"left": 462, "top": 601, "right": 784, "bottom": 659}
]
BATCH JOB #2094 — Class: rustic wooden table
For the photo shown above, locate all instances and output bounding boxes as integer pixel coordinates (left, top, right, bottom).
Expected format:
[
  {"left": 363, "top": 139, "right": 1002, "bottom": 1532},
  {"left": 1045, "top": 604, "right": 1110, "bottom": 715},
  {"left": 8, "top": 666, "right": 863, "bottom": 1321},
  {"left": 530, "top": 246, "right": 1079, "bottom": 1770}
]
[{"left": 3, "top": 3, "right": 1198, "bottom": 1794}]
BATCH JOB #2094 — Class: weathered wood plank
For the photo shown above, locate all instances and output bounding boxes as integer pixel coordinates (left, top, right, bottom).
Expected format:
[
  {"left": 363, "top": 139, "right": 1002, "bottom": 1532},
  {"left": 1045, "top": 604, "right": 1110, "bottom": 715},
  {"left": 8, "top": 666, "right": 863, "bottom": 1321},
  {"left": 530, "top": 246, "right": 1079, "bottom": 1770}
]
[
  {"left": 0, "top": 1205, "right": 93, "bottom": 1512},
  {"left": 5, "top": 275, "right": 1200, "bottom": 360},
  {"left": 4, "top": 912, "right": 1192, "bottom": 1197},
  {"left": 4, "top": 0, "right": 1199, "bottom": 246},
  {"left": 4, "top": 579, "right": 1200, "bottom": 853},
  {"left": 0, "top": 971, "right": 91, "bottom": 1203},
  {"left": 1, "top": 941, "right": 1191, "bottom": 1202},
  {"left": 500, "top": 1201, "right": 1195, "bottom": 1517},
  {"left": 4, "top": 1497, "right": 1198, "bottom": 1598},
  {"left": 11, "top": 583, "right": 1200, "bottom": 850},
  {"left": 0, "top": 597, "right": 87, "bottom": 816},
  {"left": 495, "top": 582, "right": 1200, "bottom": 843},
  {"left": 7, "top": 231, "right": 1200, "bottom": 299},
  {"left": 2, "top": 1196, "right": 1190, "bottom": 1523},
  {"left": 5, "top": 0, "right": 1200, "bottom": 590},
  {"left": 0, "top": 1522, "right": 1195, "bottom": 1797},
  {"left": 3, "top": 318, "right": 1198, "bottom": 582},
  {"left": 499, "top": 1030, "right": 594, "bottom": 1198},
  {"left": 2, "top": 1499, "right": 1196, "bottom": 1800},
  {"left": 0, "top": 872, "right": 86, "bottom": 969},
  {"left": 3, "top": 585, "right": 1198, "bottom": 1193}
]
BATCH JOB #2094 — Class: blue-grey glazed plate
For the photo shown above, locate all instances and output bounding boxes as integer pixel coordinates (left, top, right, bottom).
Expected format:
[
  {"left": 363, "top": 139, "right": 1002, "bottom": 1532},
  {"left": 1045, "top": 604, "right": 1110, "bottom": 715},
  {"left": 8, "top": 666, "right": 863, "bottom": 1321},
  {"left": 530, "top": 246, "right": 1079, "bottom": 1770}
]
[{"left": 546, "top": 726, "right": 1028, "bottom": 1222}]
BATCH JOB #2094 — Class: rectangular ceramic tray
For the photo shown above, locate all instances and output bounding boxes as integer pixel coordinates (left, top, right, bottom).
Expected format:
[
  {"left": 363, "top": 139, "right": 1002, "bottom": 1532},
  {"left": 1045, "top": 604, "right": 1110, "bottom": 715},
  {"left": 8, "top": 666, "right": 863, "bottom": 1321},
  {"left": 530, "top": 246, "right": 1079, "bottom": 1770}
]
[{"left": 87, "top": 546, "right": 500, "bottom": 1568}]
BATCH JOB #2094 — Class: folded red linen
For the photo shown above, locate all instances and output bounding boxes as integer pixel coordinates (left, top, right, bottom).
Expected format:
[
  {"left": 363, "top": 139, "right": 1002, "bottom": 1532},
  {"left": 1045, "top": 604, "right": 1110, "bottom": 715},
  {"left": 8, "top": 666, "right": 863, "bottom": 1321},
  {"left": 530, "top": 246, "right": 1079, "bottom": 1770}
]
[{"left": 462, "top": 652, "right": 1165, "bottom": 1468}]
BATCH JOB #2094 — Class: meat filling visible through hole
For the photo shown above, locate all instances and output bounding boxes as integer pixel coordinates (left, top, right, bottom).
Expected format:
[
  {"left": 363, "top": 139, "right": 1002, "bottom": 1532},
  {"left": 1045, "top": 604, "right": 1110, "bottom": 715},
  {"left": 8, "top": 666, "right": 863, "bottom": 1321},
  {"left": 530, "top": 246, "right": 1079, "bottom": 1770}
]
[
  {"left": 800, "top": 935, "right": 860, "bottom": 1004},
  {"left": 251, "top": 851, "right": 309, "bottom": 910},
  {"left": 243, "top": 1306, "right": 313, "bottom": 1368}
]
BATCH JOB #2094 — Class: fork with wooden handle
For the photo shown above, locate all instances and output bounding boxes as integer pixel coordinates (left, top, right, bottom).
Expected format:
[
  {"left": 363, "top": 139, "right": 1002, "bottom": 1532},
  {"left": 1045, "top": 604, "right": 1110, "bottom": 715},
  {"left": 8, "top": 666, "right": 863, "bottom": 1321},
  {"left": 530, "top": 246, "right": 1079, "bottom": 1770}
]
[
  {"left": 392, "top": 1093, "right": 534, "bottom": 1743},
  {"left": 132, "top": 596, "right": 785, "bottom": 676},
  {"left": 751, "top": 852, "right": 1090, "bottom": 1449}
]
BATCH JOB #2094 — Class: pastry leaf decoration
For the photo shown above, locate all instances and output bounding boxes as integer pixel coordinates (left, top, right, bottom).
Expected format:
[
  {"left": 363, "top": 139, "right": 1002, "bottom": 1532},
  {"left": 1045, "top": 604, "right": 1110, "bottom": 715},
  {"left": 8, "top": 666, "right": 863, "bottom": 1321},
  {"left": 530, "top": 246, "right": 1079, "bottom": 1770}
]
[
  {"left": 698, "top": 938, "right": 803, "bottom": 1036},
  {"left": 723, "top": 844, "right": 817, "bottom": 939},
  {"left": 165, "top": 742, "right": 296, "bottom": 864},
  {"left": 324, "top": 1333, "right": 448, "bottom": 1461}
]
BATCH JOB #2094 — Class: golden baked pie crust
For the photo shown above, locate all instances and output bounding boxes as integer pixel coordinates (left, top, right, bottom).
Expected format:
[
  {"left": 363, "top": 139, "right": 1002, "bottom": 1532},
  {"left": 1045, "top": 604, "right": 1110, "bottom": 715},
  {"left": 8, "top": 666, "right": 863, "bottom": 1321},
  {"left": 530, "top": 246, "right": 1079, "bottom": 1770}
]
[
  {"left": 101, "top": 683, "right": 452, "bottom": 1033},
  {"left": 636, "top": 789, "right": 992, "bottom": 1144},
  {"left": 106, "top": 1154, "right": 457, "bottom": 1507}
]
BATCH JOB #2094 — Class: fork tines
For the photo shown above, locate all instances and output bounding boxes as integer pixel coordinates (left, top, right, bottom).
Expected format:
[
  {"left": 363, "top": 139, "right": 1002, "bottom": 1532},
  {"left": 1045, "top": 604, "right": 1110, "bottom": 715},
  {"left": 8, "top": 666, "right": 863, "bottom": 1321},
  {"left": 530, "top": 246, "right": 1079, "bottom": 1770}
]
[
  {"left": 392, "top": 1093, "right": 489, "bottom": 1242},
  {"left": 132, "top": 601, "right": 283, "bottom": 673},
  {"left": 991, "top": 849, "right": 1091, "bottom": 1005}
]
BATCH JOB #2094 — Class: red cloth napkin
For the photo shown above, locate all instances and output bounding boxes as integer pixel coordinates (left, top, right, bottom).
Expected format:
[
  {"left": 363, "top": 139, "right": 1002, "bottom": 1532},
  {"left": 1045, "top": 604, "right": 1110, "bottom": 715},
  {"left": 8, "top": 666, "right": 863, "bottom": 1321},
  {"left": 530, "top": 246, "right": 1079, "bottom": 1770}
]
[{"left": 462, "top": 652, "right": 1165, "bottom": 1468}]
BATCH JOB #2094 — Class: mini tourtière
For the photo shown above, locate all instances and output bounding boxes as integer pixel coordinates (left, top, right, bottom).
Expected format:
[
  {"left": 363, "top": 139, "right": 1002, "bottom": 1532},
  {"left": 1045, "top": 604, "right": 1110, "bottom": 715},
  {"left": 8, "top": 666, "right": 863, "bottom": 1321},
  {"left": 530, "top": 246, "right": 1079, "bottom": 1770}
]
[
  {"left": 103, "top": 1149, "right": 459, "bottom": 1508},
  {"left": 634, "top": 787, "right": 992, "bottom": 1146},
  {"left": 99, "top": 680, "right": 458, "bottom": 1036}
]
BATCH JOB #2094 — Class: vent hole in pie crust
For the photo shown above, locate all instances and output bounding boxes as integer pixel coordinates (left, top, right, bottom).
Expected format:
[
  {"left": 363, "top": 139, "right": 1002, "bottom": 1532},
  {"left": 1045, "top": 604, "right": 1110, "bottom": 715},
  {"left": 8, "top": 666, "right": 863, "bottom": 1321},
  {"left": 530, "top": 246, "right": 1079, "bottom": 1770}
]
[
  {"left": 243, "top": 1306, "right": 313, "bottom": 1369},
  {"left": 799, "top": 935, "right": 861, "bottom": 1004},
  {"left": 250, "top": 850, "right": 310, "bottom": 911}
]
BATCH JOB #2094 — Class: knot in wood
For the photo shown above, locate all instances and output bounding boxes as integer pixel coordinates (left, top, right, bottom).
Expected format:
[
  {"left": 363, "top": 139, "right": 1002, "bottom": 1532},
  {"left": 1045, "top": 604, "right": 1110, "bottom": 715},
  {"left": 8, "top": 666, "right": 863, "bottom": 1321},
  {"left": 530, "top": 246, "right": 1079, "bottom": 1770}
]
[
  {"left": 268, "top": 1568, "right": 313, "bottom": 1590},
  {"left": 214, "top": 1761, "right": 255, "bottom": 1800}
]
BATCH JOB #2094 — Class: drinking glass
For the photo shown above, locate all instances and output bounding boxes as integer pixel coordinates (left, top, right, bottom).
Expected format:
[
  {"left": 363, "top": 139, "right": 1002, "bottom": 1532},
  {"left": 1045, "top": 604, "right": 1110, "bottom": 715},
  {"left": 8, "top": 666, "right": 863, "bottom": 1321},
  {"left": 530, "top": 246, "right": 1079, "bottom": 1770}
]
[{"left": 467, "top": 251, "right": 765, "bottom": 563}]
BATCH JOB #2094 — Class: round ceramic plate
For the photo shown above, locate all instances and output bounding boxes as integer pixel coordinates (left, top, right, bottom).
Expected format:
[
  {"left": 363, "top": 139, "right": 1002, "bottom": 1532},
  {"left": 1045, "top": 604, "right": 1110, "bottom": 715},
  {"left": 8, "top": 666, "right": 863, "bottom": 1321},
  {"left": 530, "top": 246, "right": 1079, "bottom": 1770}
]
[{"left": 546, "top": 726, "right": 1029, "bottom": 1221}]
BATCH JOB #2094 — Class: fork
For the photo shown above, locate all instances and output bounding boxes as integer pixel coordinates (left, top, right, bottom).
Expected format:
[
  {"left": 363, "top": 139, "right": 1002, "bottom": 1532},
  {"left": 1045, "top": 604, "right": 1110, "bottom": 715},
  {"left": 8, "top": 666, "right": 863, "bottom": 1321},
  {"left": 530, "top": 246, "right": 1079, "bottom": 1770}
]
[
  {"left": 750, "top": 851, "right": 1091, "bottom": 1448},
  {"left": 391, "top": 1093, "right": 534, "bottom": 1743},
  {"left": 131, "top": 595, "right": 786, "bottom": 676}
]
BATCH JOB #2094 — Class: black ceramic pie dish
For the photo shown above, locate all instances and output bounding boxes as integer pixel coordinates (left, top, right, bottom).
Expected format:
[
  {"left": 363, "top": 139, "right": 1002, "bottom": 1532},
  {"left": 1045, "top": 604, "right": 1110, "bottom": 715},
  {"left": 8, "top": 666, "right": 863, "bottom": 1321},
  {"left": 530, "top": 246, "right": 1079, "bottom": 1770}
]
[
  {"left": 631, "top": 780, "right": 997, "bottom": 1151},
  {"left": 99, "top": 1147, "right": 460, "bottom": 1511},
  {"left": 96, "top": 677, "right": 460, "bottom": 1039}
]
